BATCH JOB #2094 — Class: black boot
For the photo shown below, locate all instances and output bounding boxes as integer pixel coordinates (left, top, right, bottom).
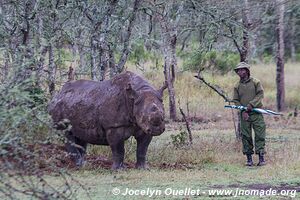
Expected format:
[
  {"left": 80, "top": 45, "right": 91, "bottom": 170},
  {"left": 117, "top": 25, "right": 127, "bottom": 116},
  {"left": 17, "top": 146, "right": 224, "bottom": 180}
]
[
  {"left": 246, "top": 154, "right": 253, "bottom": 166},
  {"left": 257, "top": 153, "right": 265, "bottom": 166}
]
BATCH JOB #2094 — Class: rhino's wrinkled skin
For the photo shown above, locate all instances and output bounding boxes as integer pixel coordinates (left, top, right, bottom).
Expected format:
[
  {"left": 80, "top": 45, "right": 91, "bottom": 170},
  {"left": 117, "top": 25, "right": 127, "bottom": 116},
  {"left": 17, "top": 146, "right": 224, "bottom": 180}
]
[{"left": 49, "top": 71, "right": 166, "bottom": 169}]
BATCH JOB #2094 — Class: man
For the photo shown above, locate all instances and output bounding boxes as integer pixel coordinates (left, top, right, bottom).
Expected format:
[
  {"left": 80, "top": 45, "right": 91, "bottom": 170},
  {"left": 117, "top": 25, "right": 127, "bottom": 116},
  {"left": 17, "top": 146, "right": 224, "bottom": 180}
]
[{"left": 232, "top": 62, "right": 266, "bottom": 166}]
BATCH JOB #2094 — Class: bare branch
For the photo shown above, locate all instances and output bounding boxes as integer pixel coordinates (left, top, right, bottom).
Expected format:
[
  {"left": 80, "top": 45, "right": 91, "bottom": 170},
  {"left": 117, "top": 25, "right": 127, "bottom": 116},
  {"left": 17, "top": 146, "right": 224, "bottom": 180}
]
[{"left": 194, "top": 69, "right": 230, "bottom": 102}]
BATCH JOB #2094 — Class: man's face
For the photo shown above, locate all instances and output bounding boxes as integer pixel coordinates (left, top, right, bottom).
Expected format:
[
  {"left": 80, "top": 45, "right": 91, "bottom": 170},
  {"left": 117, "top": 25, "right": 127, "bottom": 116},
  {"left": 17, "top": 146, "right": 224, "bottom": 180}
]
[{"left": 236, "top": 68, "right": 249, "bottom": 79}]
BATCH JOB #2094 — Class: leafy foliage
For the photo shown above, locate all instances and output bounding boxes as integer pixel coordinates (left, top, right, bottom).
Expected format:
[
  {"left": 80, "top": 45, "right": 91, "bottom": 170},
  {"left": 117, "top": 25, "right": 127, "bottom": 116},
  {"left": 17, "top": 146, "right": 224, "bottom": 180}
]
[
  {"left": 181, "top": 50, "right": 240, "bottom": 74},
  {"left": 0, "top": 78, "right": 88, "bottom": 199},
  {"left": 170, "top": 128, "right": 188, "bottom": 148},
  {"left": 128, "top": 41, "right": 151, "bottom": 68}
]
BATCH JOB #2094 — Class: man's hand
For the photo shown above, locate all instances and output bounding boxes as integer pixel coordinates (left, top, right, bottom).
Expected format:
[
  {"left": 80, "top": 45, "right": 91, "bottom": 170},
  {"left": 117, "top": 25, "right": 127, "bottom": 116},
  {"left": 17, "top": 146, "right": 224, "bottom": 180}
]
[
  {"left": 247, "top": 104, "right": 253, "bottom": 112},
  {"left": 242, "top": 112, "right": 249, "bottom": 121}
]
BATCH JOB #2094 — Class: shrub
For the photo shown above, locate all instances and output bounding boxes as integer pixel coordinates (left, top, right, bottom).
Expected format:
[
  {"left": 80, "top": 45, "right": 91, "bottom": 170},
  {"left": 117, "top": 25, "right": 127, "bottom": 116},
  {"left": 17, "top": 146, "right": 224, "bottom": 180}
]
[
  {"left": 55, "top": 48, "right": 73, "bottom": 70},
  {"left": 170, "top": 128, "right": 188, "bottom": 148},
  {"left": 181, "top": 50, "right": 239, "bottom": 74},
  {"left": 128, "top": 41, "right": 151, "bottom": 69},
  {"left": 0, "top": 78, "right": 86, "bottom": 199},
  {"left": 261, "top": 53, "right": 274, "bottom": 64},
  {"left": 296, "top": 53, "right": 300, "bottom": 62},
  {"left": 0, "top": 79, "right": 50, "bottom": 141}
]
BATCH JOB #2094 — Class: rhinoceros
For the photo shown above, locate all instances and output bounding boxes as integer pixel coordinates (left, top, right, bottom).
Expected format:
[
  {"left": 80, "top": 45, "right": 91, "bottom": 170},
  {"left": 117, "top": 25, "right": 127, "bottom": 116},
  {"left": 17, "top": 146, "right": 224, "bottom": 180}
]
[{"left": 48, "top": 71, "right": 167, "bottom": 169}]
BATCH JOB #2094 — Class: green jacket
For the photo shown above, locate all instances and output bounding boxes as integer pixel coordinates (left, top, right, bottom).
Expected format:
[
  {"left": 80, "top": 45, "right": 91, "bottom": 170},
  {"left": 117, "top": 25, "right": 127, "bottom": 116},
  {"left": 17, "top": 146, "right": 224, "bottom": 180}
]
[{"left": 232, "top": 77, "right": 264, "bottom": 108}]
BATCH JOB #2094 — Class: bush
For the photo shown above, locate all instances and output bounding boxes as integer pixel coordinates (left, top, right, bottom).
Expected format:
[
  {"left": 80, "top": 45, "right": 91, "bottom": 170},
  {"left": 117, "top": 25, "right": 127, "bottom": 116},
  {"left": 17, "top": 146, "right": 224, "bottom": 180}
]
[
  {"left": 0, "top": 78, "right": 86, "bottom": 199},
  {"left": 0, "top": 79, "right": 50, "bottom": 141},
  {"left": 296, "top": 53, "right": 300, "bottom": 62},
  {"left": 55, "top": 48, "right": 73, "bottom": 70},
  {"left": 128, "top": 41, "right": 152, "bottom": 70},
  {"left": 261, "top": 53, "right": 274, "bottom": 64},
  {"left": 170, "top": 128, "right": 188, "bottom": 148}
]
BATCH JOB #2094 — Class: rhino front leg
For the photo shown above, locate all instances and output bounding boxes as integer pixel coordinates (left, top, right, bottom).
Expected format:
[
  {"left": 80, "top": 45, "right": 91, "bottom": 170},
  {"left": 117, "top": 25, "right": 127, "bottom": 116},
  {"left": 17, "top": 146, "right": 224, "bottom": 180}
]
[
  {"left": 107, "top": 129, "right": 126, "bottom": 170},
  {"left": 110, "top": 141, "right": 125, "bottom": 170},
  {"left": 135, "top": 134, "right": 152, "bottom": 169}
]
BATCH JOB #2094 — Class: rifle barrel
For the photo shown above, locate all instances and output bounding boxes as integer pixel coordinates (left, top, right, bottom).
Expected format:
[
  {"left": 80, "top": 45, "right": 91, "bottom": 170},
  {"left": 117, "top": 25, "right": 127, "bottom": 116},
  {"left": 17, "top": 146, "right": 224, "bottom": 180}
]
[{"left": 224, "top": 105, "right": 282, "bottom": 116}]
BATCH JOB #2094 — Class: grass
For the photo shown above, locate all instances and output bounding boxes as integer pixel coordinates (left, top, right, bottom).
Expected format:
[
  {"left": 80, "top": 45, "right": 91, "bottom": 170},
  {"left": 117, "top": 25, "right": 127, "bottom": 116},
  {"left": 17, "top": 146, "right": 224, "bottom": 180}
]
[
  {"left": 53, "top": 161, "right": 297, "bottom": 200},
  {"left": 4, "top": 124, "right": 300, "bottom": 199},
  {"left": 39, "top": 124, "right": 299, "bottom": 200}
]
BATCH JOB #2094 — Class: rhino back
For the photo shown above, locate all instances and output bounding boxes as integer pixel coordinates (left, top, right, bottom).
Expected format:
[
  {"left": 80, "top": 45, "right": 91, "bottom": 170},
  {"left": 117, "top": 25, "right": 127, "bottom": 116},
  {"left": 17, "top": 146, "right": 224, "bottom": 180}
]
[{"left": 49, "top": 78, "right": 133, "bottom": 143}]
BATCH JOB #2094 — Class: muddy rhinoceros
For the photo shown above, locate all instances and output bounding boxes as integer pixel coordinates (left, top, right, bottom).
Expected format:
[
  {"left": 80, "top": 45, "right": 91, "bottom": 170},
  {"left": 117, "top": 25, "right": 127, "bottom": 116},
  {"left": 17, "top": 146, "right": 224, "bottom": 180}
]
[{"left": 48, "top": 71, "right": 167, "bottom": 169}]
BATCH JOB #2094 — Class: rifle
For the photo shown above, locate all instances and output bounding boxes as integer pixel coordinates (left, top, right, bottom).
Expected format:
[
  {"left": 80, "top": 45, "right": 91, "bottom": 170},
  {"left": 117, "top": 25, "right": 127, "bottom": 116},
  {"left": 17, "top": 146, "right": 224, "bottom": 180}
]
[{"left": 224, "top": 105, "right": 283, "bottom": 116}]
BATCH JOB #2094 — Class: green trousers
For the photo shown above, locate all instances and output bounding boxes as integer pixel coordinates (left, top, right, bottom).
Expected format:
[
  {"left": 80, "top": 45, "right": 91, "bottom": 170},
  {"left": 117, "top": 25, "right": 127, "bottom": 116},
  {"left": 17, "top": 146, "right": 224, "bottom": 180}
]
[{"left": 240, "top": 112, "right": 266, "bottom": 155}]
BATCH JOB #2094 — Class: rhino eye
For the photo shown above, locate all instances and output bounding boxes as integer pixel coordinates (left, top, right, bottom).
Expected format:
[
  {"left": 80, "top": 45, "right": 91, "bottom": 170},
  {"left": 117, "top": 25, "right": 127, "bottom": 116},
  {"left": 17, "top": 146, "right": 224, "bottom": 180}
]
[
  {"left": 150, "top": 106, "right": 158, "bottom": 112},
  {"left": 158, "top": 97, "right": 163, "bottom": 102}
]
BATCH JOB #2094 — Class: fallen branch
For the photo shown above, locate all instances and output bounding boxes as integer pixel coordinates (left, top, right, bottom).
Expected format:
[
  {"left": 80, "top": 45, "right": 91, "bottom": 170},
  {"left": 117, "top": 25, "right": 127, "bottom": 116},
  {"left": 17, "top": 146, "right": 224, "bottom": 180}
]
[{"left": 178, "top": 103, "right": 192, "bottom": 145}]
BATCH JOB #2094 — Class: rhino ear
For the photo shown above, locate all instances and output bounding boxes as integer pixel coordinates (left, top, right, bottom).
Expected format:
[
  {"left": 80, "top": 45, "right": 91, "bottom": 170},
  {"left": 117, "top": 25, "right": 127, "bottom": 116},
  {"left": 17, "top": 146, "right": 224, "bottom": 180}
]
[{"left": 125, "top": 83, "right": 137, "bottom": 99}]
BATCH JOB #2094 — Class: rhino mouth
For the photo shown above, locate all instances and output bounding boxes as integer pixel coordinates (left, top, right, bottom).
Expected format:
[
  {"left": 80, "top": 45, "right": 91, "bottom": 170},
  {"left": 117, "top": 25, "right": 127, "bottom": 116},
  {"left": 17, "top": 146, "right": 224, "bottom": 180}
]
[{"left": 144, "top": 124, "right": 165, "bottom": 136}]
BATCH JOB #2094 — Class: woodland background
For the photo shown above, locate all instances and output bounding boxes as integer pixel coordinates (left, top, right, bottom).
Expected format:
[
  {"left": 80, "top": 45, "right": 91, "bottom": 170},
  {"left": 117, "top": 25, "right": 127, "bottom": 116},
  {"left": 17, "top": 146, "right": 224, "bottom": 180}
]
[{"left": 1, "top": 0, "right": 300, "bottom": 199}]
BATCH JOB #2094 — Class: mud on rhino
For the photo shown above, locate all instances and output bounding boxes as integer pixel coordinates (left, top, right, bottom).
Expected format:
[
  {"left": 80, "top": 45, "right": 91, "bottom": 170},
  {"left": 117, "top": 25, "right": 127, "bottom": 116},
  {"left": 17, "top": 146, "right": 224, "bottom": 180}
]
[{"left": 48, "top": 71, "right": 167, "bottom": 169}]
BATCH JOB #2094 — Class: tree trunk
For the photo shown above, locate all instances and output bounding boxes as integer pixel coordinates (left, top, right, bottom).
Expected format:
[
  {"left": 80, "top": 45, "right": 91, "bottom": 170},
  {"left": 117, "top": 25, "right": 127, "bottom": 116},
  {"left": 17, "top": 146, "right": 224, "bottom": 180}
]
[
  {"left": 165, "top": 61, "right": 177, "bottom": 121},
  {"left": 168, "top": 34, "right": 178, "bottom": 121},
  {"left": 108, "top": 47, "right": 116, "bottom": 78},
  {"left": 160, "top": 20, "right": 177, "bottom": 121},
  {"left": 36, "top": 47, "right": 47, "bottom": 87},
  {"left": 116, "top": 0, "right": 140, "bottom": 74},
  {"left": 48, "top": 44, "right": 56, "bottom": 96},
  {"left": 276, "top": 0, "right": 285, "bottom": 111},
  {"left": 98, "top": 47, "right": 106, "bottom": 81},
  {"left": 78, "top": 45, "right": 87, "bottom": 77},
  {"left": 90, "top": 36, "right": 98, "bottom": 81},
  {"left": 67, "top": 66, "right": 75, "bottom": 82},
  {"left": 99, "top": 13, "right": 110, "bottom": 81},
  {"left": 240, "top": 0, "right": 251, "bottom": 62},
  {"left": 290, "top": 12, "right": 296, "bottom": 63},
  {"left": 36, "top": 14, "right": 47, "bottom": 87},
  {"left": 2, "top": 50, "right": 10, "bottom": 83}
]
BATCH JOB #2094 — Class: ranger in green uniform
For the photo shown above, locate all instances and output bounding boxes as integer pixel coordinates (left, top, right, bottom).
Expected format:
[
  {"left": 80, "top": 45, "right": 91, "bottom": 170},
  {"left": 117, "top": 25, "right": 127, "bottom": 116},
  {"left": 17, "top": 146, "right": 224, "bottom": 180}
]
[{"left": 232, "top": 62, "right": 266, "bottom": 166}]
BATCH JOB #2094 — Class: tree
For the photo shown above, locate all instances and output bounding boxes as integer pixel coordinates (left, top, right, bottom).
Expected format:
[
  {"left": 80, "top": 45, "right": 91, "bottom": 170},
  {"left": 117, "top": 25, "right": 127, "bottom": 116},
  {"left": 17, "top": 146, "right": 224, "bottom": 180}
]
[
  {"left": 155, "top": 0, "right": 182, "bottom": 121},
  {"left": 286, "top": 1, "right": 300, "bottom": 63},
  {"left": 276, "top": 0, "right": 285, "bottom": 111},
  {"left": 78, "top": 0, "right": 141, "bottom": 81}
]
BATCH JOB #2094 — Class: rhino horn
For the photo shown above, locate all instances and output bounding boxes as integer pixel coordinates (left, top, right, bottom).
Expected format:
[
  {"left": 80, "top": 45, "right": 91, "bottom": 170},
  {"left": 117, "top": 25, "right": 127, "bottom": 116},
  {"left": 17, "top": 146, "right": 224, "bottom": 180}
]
[{"left": 158, "top": 81, "right": 168, "bottom": 98}]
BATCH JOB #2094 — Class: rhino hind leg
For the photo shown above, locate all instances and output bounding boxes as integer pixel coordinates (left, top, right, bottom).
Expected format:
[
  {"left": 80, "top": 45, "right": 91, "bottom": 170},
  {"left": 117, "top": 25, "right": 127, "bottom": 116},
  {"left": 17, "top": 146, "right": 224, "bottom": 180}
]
[
  {"left": 135, "top": 134, "right": 152, "bottom": 169},
  {"left": 65, "top": 131, "right": 87, "bottom": 167}
]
